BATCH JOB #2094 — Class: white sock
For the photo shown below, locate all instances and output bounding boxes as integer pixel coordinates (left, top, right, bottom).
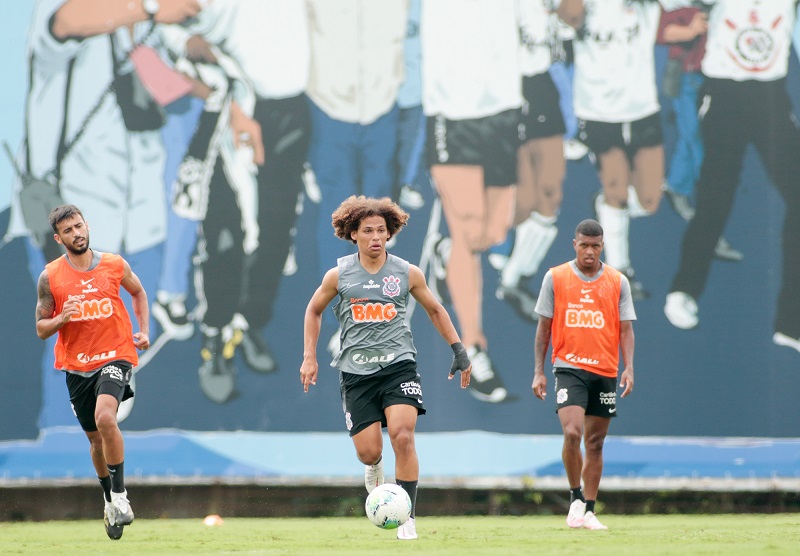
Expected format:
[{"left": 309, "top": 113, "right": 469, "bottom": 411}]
[
  {"left": 501, "top": 212, "right": 558, "bottom": 287},
  {"left": 626, "top": 185, "right": 650, "bottom": 219},
  {"left": 595, "top": 194, "right": 630, "bottom": 270}
]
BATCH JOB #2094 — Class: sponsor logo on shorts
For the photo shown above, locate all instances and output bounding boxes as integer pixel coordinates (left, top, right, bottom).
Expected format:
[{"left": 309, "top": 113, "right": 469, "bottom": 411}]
[
  {"left": 345, "top": 412, "right": 353, "bottom": 431},
  {"left": 77, "top": 350, "right": 117, "bottom": 364},
  {"left": 101, "top": 365, "right": 124, "bottom": 381},
  {"left": 556, "top": 388, "right": 568, "bottom": 404},
  {"left": 599, "top": 391, "right": 616, "bottom": 405},
  {"left": 400, "top": 381, "right": 422, "bottom": 397}
]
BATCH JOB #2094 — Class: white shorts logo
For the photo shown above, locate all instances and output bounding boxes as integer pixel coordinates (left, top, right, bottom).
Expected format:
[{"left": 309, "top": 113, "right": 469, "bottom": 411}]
[{"left": 556, "top": 388, "right": 568, "bottom": 404}]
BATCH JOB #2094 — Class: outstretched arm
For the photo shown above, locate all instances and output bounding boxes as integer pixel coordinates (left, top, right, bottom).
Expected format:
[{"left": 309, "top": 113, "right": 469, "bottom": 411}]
[
  {"left": 35, "top": 269, "right": 79, "bottom": 340},
  {"left": 121, "top": 259, "right": 150, "bottom": 350},
  {"left": 300, "top": 268, "right": 339, "bottom": 392},
  {"left": 408, "top": 265, "right": 471, "bottom": 388}
]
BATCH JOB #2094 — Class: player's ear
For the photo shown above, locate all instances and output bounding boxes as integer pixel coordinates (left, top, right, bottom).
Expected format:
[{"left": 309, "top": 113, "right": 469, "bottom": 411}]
[{"left": 53, "top": 233, "right": 63, "bottom": 245}]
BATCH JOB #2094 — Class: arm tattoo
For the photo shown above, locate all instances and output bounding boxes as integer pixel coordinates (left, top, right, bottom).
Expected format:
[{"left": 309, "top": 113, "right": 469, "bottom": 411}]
[{"left": 36, "top": 271, "right": 55, "bottom": 322}]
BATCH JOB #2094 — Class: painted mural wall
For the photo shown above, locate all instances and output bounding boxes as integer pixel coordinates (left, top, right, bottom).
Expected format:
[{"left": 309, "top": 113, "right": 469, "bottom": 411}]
[{"left": 1, "top": 0, "right": 799, "bottom": 443}]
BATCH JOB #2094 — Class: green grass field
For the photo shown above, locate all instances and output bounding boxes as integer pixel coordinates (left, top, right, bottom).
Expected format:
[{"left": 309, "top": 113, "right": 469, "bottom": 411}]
[{"left": 1, "top": 515, "right": 799, "bottom": 555}]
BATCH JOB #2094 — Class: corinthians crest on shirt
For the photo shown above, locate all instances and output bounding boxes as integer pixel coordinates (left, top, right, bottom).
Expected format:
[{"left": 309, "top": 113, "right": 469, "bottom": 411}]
[{"left": 382, "top": 275, "right": 402, "bottom": 297}]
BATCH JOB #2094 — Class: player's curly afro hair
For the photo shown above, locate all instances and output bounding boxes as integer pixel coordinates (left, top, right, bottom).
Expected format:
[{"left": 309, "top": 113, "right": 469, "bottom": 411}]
[{"left": 332, "top": 196, "right": 410, "bottom": 244}]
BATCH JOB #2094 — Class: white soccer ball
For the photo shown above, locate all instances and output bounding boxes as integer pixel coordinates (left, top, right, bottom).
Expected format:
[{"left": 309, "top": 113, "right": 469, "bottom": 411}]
[{"left": 364, "top": 483, "right": 412, "bottom": 529}]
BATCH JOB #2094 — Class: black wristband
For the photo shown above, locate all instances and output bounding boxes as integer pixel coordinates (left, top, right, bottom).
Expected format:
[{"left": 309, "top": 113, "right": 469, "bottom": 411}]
[{"left": 449, "top": 342, "right": 470, "bottom": 376}]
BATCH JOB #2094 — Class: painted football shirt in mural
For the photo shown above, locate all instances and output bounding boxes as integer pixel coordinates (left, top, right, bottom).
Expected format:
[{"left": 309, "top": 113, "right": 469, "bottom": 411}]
[
  {"left": 702, "top": 0, "right": 797, "bottom": 82},
  {"left": 332, "top": 253, "right": 416, "bottom": 375},
  {"left": 573, "top": 0, "right": 662, "bottom": 123}
]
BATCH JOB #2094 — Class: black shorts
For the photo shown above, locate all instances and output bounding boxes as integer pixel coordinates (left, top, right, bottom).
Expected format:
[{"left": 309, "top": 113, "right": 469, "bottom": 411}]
[
  {"left": 339, "top": 359, "right": 426, "bottom": 437},
  {"left": 520, "top": 72, "right": 566, "bottom": 141},
  {"left": 577, "top": 112, "right": 662, "bottom": 162},
  {"left": 553, "top": 367, "right": 617, "bottom": 419},
  {"left": 427, "top": 108, "right": 519, "bottom": 186},
  {"left": 66, "top": 361, "right": 134, "bottom": 432}
]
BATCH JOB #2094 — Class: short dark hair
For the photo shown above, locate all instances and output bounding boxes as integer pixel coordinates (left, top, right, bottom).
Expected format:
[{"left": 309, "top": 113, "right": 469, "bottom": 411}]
[
  {"left": 331, "top": 196, "right": 410, "bottom": 243},
  {"left": 575, "top": 218, "right": 603, "bottom": 238},
  {"left": 49, "top": 205, "right": 84, "bottom": 232}
]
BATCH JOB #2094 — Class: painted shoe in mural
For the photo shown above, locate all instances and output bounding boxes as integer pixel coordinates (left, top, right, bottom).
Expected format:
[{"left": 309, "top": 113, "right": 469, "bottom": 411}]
[
  {"left": 198, "top": 332, "right": 237, "bottom": 403},
  {"left": 495, "top": 282, "right": 539, "bottom": 323},
  {"left": 240, "top": 329, "right": 277, "bottom": 373},
  {"left": 152, "top": 297, "right": 194, "bottom": 341},
  {"left": 664, "top": 291, "right": 699, "bottom": 330},
  {"left": 466, "top": 346, "right": 508, "bottom": 403}
]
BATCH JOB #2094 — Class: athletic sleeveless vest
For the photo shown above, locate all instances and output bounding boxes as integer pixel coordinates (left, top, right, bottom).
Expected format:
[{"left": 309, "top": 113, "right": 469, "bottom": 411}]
[
  {"left": 47, "top": 253, "right": 138, "bottom": 372},
  {"left": 332, "top": 253, "right": 416, "bottom": 375},
  {"left": 550, "top": 262, "right": 621, "bottom": 378}
]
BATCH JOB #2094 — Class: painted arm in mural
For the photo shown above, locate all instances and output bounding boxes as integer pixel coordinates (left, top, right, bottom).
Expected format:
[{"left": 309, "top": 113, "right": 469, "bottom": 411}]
[
  {"left": 300, "top": 268, "right": 340, "bottom": 392},
  {"left": 532, "top": 315, "right": 552, "bottom": 400},
  {"left": 408, "top": 264, "right": 471, "bottom": 388},
  {"left": 120, "top": 258, "right": 151, "bottom": 351},
  {"left": 51, "top": 0, "right": 204, "bottom": 39}
]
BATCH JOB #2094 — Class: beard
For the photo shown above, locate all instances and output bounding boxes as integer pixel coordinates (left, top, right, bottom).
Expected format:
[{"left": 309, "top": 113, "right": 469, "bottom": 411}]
[{"left": 65, "top": 235, "right": 90, "bottom": 255}]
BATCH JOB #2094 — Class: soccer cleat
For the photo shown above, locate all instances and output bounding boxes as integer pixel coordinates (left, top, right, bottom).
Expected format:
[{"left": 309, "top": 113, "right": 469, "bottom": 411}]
[
  {"left": 619, "top": 266, "right": 649, "bottom": 301},
  {"left": 582, "top": 511, "right": 608, "bottom": 530},
  {"left": 364, "top": 460, "right": 385, "bottom": 494},
  {"left": 466, "top": 346, "right": 508, "bottom": 403},
  {"left": 111, "top": 490, "right": 134, "bottom": 527},
  {"left": 566, "top": 499, "right": 586, "bottom": 528},
  {"left": 396, "top": 516, "right": 418, "bottom": 540},
  {"left": 664, "top": 291, "right": 699, "bottom": 330},
  {"left": 103, "top": 499, "right": 124, "bottom": 540},
  {"left": 495, "top": 282, "right": 539, "bottom": 323},
  {"left": 773, "top": 332, "right": 800, "bottom": 354},
  {"left": 152, "top": 297, "right": 194, "bottom": 341},
  {"left": 240, "top": 329, "right": 277, "bottom": 373},
  {"left": 714, "top": 236, "right": 743, "bottom": 262}
]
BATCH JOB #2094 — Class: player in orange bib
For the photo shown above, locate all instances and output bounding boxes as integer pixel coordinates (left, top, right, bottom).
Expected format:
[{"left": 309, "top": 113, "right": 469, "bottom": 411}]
[
  {"left": 532, "top": 219, "right": 636, "bottom": 531},
  {"left": 34, "top": 205, "right": 150, "bottom": 540}
]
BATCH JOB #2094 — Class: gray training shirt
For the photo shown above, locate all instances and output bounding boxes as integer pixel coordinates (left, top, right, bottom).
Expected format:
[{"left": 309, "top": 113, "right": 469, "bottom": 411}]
[{"left": 331, "top": 253, "right": 417, "bottom": 375}]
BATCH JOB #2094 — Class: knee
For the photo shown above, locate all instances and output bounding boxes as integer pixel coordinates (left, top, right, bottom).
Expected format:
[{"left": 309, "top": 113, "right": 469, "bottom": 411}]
[
  {"left": 584, "top": 434, "right": 606, "bottom": 456},
  {"left": 356, "top": 445, "right": 383, "bottom": 466},
  {"left": 94, "top": 409, "right": 118, "bottom": 435},
  {"left": 389, "top": 427, "right": 415, "bottom": 455},
  {"left": 563, "top": 425, "right": 583, "bottom": 447}
]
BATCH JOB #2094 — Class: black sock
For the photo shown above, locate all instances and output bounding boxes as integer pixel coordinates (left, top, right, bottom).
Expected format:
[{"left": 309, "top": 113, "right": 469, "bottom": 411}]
[
  {"left": 396, "top": 479, "right": 418, "bottom": 518},
  {"left": 570, "top": 487, "right": 585, "bottom": 503},
  {"left": 585, "top": 500, "right": 596, "bottom": 513},
  {"left": 98, "top": 475, "right": 112, "bottom": 502},
  {"left": 108, "top": 462, "right": 125, "bottom": 494}
]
